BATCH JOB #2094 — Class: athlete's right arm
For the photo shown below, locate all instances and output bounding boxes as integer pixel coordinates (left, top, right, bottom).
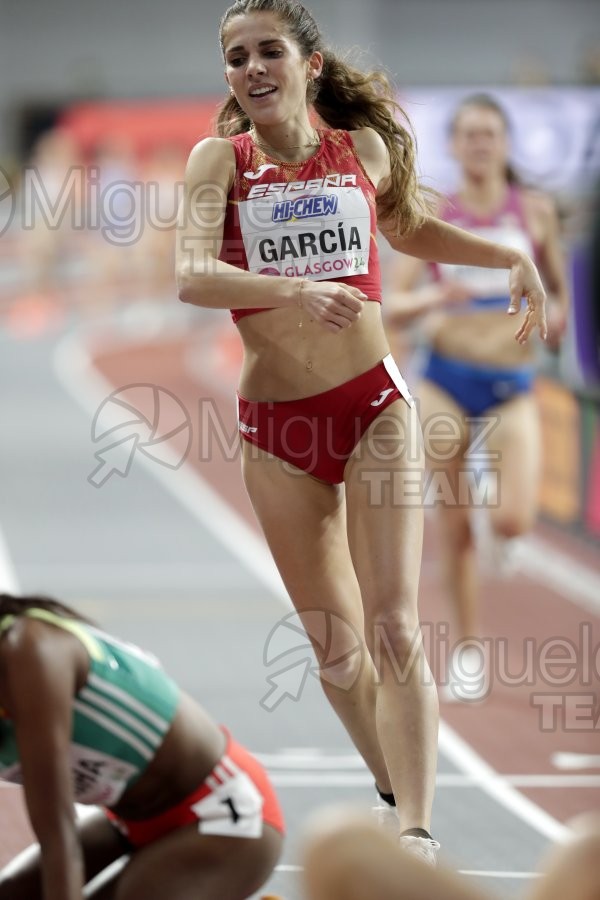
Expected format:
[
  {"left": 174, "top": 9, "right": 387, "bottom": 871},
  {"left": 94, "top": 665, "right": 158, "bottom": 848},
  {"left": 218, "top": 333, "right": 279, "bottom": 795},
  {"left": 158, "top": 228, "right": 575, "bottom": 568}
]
[
  {"left": 2, "top": 620, "right": 85, "bottom": 900},
  {"left": 175, "top": 138, "right": 365, "bottom": 329}
]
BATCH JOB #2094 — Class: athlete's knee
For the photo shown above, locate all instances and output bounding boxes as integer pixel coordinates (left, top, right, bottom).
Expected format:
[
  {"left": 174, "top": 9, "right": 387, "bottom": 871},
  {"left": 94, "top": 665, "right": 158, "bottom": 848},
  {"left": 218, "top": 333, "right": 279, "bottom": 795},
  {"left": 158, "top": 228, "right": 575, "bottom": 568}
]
[
  {"left": 366, "top": 608, "right": 422, "bottom": 675},
  {"left": 317, "top": 644, "right": 364, "bottom": 692}
]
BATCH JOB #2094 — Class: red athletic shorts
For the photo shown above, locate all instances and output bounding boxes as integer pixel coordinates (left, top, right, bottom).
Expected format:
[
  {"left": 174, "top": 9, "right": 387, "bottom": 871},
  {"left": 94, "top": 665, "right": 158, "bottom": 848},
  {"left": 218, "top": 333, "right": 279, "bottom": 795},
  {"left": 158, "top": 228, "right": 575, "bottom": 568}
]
[
  {"left": 237, "top": 354, "right": 414, "bottom": 484},
  {"left": 105, "top": 729, "right": 284, "bottom": 848}
]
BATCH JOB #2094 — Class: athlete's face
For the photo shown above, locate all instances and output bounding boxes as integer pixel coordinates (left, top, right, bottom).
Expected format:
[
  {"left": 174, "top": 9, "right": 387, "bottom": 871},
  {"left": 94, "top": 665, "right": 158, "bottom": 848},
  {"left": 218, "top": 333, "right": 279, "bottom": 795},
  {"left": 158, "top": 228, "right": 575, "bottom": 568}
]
[
  {"left": 222, "top": 12, "right": 322, "bottom": 126},
  {"left": 451, "top": 106, "right": 510, "bottom": 181}
]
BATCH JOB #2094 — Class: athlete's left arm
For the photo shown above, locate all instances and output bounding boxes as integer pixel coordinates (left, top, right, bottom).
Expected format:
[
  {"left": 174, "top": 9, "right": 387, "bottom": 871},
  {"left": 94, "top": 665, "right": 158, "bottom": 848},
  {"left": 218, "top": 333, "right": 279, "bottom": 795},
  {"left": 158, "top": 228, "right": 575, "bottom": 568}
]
[
  {"left": 523, "top": 191, "right": 570, "bottom": 348},
  {"left": 351, "top": 128, "right": 547, "bottom": 344},
  {"left": 383, "top": 217, "right": 548, "bottom": 345}
]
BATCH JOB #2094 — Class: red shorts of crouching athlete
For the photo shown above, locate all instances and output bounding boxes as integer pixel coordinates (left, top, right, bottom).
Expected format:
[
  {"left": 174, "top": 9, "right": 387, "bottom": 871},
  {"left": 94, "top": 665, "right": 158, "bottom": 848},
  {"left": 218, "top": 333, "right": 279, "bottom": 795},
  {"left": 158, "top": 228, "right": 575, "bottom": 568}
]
[
  {"left": 237, "top": 353, "right": 414, "bottom": 484},
  {"left": 104, "top": 728, "right": 284, "bottom": 848}
]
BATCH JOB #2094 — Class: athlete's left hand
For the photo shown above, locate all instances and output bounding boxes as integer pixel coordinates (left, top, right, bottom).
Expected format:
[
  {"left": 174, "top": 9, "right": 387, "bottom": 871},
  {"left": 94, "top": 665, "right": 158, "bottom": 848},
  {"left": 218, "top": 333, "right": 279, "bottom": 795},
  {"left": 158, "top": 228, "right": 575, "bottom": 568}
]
[{"left": 507, "top": 254, "right": 547, "bottom": 344}]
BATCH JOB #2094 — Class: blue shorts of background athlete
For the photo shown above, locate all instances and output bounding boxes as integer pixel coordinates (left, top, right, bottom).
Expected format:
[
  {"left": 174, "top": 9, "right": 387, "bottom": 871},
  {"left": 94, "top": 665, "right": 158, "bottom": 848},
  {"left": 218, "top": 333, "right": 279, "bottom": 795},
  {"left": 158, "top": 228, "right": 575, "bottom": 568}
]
[{"left": 423, "top": 350, "right": 535, "bottom": 417}]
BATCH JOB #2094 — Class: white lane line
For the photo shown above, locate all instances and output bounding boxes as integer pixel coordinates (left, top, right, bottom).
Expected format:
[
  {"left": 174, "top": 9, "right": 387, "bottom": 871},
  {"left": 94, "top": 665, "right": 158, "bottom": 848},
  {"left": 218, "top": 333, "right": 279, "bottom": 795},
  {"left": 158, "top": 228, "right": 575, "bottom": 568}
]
[
  {"left": 459, "top": 870, "right": 540, "bottom": 879},
  {"left": 83, "top": 856, "right": 128, "bottom": 897},
  {"left": 552, "top": 752, "right": 600, "bottom": 770},
  {"left": 258, "top": 752, "right": 367, "bottom": 769},
  {"left": 2, "top": 772, "right": 597, "bottom": 790},
  {"left": 275, "top": 864, "right": 540, "bottom": 879},
  {"left": 53, "top": 334, "right": 290, "bottom": 608},
  {"left": 53, "top": 332, "right": 571, "bottom": 846},
  {"left": 267, "top": 772, "right": 600, "bottom": 789},
  {"left": 439, "top": 721, "right": 568, "bottom": 843},
  {"left": 256, "top": 751, "right": 600, "bottom": 787},
  {"left": 256, "top": 752, "right": 600, "bottom": 786},
  {"left": 0, "top": 523, "right": 19, "bottom": 593},
  {"left": 501, "top": 774, "right": 600, "bottom": 787},
  {"left": 268, "top": 773, "right": 390, "bottom": 787}
]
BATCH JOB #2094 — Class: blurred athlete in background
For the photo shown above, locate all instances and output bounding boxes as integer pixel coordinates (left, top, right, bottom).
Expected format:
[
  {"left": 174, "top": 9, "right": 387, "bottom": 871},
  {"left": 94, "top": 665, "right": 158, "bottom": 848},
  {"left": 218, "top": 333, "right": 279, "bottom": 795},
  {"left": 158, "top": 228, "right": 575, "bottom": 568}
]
[{"left": 386, "top": 94, "right": 569, "bottom": 700}]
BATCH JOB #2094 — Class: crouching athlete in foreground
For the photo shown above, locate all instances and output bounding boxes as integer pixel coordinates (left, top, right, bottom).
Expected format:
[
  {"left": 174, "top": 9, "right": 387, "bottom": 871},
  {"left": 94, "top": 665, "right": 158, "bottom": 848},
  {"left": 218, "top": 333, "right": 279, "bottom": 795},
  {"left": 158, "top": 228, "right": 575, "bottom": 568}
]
[{"left": 0, "top": 593, "right": 283, "bottom": 900}]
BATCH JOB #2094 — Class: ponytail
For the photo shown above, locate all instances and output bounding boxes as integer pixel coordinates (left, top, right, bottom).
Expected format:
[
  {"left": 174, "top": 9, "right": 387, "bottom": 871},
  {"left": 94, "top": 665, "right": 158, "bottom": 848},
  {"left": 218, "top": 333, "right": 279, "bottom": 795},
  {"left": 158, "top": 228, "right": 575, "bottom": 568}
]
[
  {"left": 215, "top": 93, "right": 252, "bottom": 138},
  {"left": 313, "top": 50, "right": 430, "bottom": 235}
]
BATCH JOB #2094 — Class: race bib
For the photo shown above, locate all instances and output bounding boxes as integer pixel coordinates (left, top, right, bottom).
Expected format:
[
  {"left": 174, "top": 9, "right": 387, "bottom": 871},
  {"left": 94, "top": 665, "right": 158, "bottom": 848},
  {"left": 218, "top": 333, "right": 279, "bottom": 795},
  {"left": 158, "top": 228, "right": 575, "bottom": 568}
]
[
  {"left": 239, "top": 185, "right": 371, "bottom": 280},
  {"left": 69, "top": 744, "right": 139, "bottom": 805}
]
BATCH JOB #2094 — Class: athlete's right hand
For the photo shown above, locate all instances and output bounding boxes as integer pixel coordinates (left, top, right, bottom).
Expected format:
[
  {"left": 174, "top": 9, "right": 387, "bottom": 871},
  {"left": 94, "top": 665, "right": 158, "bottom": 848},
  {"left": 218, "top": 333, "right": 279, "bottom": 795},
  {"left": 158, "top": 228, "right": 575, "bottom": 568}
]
[{"left": 297, "top": 280, "right": 366, "bottom": 332}]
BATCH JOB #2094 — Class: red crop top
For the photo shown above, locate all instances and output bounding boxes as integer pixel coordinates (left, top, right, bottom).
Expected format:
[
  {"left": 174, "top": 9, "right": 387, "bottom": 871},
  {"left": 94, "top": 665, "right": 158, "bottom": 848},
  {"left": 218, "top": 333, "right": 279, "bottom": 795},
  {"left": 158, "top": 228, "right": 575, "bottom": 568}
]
[{"left": 218, "top": 129, "right": 382, "bottom": 324}]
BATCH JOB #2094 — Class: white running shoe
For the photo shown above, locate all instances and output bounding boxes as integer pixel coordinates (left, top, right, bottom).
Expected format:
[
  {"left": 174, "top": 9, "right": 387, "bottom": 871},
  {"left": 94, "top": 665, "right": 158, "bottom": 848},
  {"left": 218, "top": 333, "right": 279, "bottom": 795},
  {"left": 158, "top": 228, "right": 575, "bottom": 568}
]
[
  {"left": 399, "top": 834, "right": 441, "bottom": 866},
  {"left": 371, "top": 800, "right": 399, "bottom": 834}
]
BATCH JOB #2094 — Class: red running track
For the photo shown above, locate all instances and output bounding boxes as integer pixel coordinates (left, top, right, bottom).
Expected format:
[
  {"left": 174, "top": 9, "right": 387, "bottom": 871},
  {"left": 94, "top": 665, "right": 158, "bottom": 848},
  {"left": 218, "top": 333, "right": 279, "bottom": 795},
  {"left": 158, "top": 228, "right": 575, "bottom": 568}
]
[
  {"left": 1, "top": 323, "right": 598, "bottom": 867},
  {"left": 90, "top": 327, "right": 600, "bottom": 825}
]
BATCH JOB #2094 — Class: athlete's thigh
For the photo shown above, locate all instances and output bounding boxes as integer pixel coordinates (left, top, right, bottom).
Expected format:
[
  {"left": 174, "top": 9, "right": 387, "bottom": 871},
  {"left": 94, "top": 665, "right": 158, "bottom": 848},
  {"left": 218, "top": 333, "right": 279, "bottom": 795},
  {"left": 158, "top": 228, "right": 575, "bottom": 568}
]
[
  {"left": 485, "top": 391, "right": 541, "bottom": 517},
  {"left": 241, "top": 443, "right": 365, "bottom": 636},
  {"left": 415, "top": 377, "right": 472, "bottom": 471},
  {"left": 344, "top": 398, "right": 425, "bottom": 619},
  {"left": 111, "top": 825, "right": 282, "bottom": 900},
  {"left": 416, "top": 377, "right": 478, "bottom": 528}
]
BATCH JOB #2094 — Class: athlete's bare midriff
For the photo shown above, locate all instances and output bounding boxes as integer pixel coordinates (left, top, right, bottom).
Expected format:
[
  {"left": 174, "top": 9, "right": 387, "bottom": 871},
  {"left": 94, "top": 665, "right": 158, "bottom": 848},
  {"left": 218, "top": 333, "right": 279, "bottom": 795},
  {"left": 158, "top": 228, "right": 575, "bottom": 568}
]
[
  {"left": 110, "top": 692, "right": 226, "bottom": 821},
  {"left": 427, "top": 308, "right": 536, "bottom": 368},
  {"left": 236, "top": 299, "right": 390, "bottom": 400}
]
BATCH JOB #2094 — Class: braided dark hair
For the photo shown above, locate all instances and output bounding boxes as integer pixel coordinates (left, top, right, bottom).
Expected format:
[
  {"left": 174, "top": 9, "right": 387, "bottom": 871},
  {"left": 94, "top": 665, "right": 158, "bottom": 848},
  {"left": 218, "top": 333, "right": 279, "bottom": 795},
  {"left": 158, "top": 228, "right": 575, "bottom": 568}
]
[{"left": 0, "top": 593, "right": 89, "bottom": 623}]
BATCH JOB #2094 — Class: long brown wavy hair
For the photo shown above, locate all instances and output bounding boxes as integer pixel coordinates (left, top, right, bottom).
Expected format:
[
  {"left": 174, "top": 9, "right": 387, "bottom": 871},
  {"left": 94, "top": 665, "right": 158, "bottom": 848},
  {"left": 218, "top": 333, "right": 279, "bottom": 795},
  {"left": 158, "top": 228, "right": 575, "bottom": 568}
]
[{"left": 217, "top": 0, "right": 429, "bottom": 236}]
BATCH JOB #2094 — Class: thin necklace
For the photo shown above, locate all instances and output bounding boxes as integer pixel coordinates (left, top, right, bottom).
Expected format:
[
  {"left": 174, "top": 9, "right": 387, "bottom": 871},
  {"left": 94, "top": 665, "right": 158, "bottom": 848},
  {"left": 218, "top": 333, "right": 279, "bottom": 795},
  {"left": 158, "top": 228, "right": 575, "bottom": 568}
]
[{"left": 249, "top": 125, "right": 320, "bottom": 156}]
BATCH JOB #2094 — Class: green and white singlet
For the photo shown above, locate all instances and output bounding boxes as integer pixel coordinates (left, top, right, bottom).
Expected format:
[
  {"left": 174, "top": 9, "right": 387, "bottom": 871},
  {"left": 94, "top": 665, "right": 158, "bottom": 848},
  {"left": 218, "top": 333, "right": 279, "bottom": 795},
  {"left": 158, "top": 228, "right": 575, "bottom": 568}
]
[{"left": 0, "top": 609, "right": 179, "bottom": 806}]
